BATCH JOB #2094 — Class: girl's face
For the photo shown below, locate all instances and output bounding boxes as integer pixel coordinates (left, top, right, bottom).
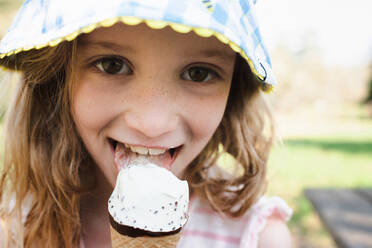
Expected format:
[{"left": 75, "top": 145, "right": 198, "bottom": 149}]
[{"left": 72, "top": 23, "right": 235, "bottom": 187}]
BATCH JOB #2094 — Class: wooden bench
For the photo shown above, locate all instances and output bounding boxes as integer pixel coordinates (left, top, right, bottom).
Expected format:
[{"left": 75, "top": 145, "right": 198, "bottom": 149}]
[{"left": 305, "top": 188, "right": 372, "bottom": 248}]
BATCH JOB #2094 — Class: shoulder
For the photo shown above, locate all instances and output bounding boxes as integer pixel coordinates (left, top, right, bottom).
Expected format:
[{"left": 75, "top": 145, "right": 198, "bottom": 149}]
[{"left": 258, "top": 215, "right": 292, "bottom": 248}]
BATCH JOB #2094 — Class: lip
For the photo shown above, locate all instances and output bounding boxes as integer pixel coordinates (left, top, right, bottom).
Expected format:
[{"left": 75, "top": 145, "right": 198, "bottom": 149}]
[{"left": 107, "top": 138, "right": 182, "bottom": 171}]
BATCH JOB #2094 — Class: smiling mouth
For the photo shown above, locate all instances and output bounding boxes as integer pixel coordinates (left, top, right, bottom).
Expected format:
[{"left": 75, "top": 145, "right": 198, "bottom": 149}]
[{"left": 108, "top": 138, "right": 181, "bottom": 171}]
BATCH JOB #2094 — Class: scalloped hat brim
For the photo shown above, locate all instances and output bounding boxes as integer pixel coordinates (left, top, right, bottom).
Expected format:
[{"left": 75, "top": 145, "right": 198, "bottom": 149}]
[{"left": 0, "top": 0, "right": 275, "bottom": 92}]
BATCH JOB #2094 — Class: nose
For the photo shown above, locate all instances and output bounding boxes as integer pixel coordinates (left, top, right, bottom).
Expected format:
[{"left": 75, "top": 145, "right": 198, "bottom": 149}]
[
  {"left": 125, "top": 109, "right": 179, "bottom": 138},
  {"left": 123, "top": 85, "right": 180, "bottom": 139}
]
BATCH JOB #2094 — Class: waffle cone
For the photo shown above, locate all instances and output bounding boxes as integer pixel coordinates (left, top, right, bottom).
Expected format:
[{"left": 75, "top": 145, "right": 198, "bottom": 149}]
[{"left": 110, "top": 225, "right": 181, "bottom": 248}]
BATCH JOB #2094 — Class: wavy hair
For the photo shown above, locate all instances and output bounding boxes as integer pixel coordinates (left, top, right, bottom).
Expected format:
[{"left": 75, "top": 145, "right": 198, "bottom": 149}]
[
  {"left": 185, "top": 55, "right": 273, "bottom": 217},
  {"left": 0, "top": 40, "right": 273, "bottom": 247},
  {"left": 0, "top": 40, "right": 94, "bottom": 247}
]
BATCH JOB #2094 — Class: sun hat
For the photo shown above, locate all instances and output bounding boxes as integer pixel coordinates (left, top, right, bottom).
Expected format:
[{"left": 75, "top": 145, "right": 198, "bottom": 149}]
[{"left": 0, "top": 0, "right": 275, "bottom": 92}]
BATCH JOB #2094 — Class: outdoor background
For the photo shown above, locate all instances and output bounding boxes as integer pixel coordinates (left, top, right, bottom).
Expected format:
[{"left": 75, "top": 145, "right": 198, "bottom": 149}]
[{"left": 1, "top": 0, "right": 371, "bottom": 247}]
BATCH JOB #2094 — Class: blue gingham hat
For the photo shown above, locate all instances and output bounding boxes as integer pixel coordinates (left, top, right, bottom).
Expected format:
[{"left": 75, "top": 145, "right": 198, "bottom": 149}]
[{"left": 0, "top": 0, "right": 275, "bottom": 91}]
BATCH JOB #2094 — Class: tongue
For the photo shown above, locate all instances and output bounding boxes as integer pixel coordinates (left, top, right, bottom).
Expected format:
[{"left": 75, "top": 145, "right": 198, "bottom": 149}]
[
  {"left": 114, "top": 143, "right": 173, "bottom": 171},
  {"left": 114, "top": 143, "right": 133, "bottom": 169}
]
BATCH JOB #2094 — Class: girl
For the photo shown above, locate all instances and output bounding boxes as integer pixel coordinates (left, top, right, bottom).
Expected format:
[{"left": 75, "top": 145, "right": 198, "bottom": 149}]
[{"left": 0, "top": 0, "right": 292, "bottom": 247}]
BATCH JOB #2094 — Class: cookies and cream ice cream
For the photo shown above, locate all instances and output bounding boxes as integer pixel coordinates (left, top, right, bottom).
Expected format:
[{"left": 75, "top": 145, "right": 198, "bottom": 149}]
[
  {"left": 108, "top": 159, "right": 189, "bottom": 235},
  {"left": 107, "top": 142, "right": 189, "bottom": 248}
]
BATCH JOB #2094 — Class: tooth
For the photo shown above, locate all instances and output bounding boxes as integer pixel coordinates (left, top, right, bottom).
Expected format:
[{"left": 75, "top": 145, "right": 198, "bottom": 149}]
[
  {"left": 130, "top": 146, "right": 149, "bottom": 155},
  {"left": 149, "top": 148, "right": 166, "bottom": 155}
]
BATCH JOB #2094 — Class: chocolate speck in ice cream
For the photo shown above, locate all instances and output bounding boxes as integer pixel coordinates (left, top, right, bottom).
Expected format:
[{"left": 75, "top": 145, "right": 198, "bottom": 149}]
[{"left": 108, "top": 156, "right": 189, "bottom": 237}]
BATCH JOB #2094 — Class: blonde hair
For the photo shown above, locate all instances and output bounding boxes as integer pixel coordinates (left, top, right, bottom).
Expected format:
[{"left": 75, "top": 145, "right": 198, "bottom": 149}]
[
  {"left": 0, "top": 40, "right": 273, "bottom": 247},
  {"left": 185, "top": 55, "right": 273, "bottom": 217},
  {"left": 0, "top": 41, "right": 94, "bottom": 247}
]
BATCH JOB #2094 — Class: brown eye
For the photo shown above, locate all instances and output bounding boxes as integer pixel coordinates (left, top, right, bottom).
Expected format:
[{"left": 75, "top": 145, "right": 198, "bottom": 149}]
[
  {"left": 96, "top": 57, "right": 132, "bottom": 75},
  {"left": 182, "top": 67, "right": 216, "bottom": 82}
]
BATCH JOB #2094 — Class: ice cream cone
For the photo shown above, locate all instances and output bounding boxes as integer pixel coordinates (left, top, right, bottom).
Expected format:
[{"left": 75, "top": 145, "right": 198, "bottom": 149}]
[
  {"left": 110, "top": 225, "right": 182, "bottom": 248},
  {"left": 108, "top": 157, "right": 188, "bottom": 248}
]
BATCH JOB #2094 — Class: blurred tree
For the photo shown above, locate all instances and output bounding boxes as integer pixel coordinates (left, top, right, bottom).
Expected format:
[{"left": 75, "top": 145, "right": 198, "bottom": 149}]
[
  {"left": 362, "top": 62, "right": 372, "bottom": 104},
  {"left": 362, "top": 63, "right": 372, "bottom": 117},
  {"left": 363, "top": 76, "right": 372, "bottom": 104}
]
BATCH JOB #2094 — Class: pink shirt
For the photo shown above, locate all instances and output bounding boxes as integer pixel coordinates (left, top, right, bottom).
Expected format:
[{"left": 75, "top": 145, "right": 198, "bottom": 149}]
[
  {"left": 9, "top": 193, "right": 290, "bottom": 248},
  {"left": 79, "top": 195, "right": 291, "bottom": 248},
  {"left": 177, "top": 196, "right": 292, "bottom": 248}
]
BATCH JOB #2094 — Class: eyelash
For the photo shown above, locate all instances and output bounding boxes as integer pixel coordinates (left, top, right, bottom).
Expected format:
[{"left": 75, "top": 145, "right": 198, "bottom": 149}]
[
  {"left": 92, "top": 57, "right": 221, "bottom": 83},
  {"left": 93, "top": 56, "right": 132, "bottom": 75},
  {"left": 181, "top": 66, "right": 220, "bottom": 83}
]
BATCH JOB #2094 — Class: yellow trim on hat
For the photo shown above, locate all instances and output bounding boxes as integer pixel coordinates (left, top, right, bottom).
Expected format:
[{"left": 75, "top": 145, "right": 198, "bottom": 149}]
[
  {"left": 0, "top": 16, "right": 272, "bottom": 92},
  {"left": 0, "top": 65, "right": 9, "bottom": 72}
]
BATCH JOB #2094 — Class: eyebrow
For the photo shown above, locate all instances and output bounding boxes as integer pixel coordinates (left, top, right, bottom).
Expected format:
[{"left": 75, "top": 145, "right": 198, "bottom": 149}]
[
  {"left": 79, "top": 40, "right": 135, "bottom": 53},
  {"left": 192, "top": 49, "right": 236, "bottom": 62},
  {"left": 79, "top": 40, "right": 236, "bottom": 62}
]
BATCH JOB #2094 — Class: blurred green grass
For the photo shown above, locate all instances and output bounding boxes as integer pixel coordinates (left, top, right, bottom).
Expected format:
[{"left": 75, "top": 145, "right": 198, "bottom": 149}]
[
  {"left": 267, "top": 111, "right": 372, "bottom": 247},
  {"left": 218, "top": 104, "right": 372, "bottom": 247},
  {"left": 269, "top": 136, "right": 372, "bottom": 193}
]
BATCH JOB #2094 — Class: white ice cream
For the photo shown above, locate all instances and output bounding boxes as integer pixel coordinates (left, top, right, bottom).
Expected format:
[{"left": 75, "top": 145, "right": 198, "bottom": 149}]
[{"left": 108, "top": 158, "right": 189, "bottom": 233}]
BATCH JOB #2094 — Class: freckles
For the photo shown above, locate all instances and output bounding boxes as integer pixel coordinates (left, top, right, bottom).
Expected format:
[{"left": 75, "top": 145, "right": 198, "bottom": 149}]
[
  {"left": 188, "top": 95, "right": 228, "bottom": 138},
  {"left": 73, "top": 80, "right": 115, "bottom": 131}
]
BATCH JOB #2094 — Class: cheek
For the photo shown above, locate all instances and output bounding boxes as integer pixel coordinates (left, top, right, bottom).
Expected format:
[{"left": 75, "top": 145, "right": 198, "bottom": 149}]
[
  {"left": 188, "top": 91, "right": 230, "bottom": 140},
  {"left": 181, "top": 94, "right": 229, "bottom": 158},
  {"left": 72, "top": 78, "right": 117, "bottom": 133},
  {"left": 195, "top": 105, "right": 224, "bottom": 136},
  {"left": 71, "top": 77, "right": 120, "bottom": 184},
  {"left": 172, "top": 93, "right": 229, "bottom": 177}
]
